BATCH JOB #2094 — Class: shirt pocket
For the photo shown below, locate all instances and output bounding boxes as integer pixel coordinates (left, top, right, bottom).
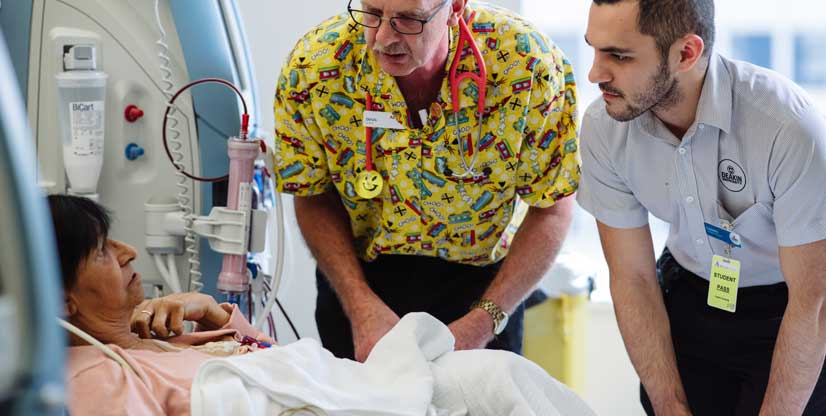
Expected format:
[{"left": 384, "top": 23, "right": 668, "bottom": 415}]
[
  {"left": 731, "top": 202, "right": 777, "bottom": 254},
  {"left": 715, "top": 202, "right": 779, "bottom": 279}
]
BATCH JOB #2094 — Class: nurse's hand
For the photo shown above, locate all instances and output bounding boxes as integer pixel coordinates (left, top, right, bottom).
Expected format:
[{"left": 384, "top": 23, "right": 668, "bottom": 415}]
[
  {"left": 131, "top": 292, "right": 231, "bottom": 338},
  {"left": 352, "top": 300, "right": 399, "bottom": 362},
  {"left": 448, "top": 308, "right": 494, "bottom": 351}
]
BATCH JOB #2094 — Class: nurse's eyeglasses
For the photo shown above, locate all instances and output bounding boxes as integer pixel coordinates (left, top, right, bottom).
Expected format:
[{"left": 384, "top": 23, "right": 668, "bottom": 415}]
[{"left": 347, "top": 0, "right": 450, "bottom": 35}]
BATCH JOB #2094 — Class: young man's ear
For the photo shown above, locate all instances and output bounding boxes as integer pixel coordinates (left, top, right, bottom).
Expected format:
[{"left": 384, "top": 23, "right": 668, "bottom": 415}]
[
  {"left": 64, "top": 293, "right": 78, "bottom": 317},
  {"left": 447, "top": 0, "right": 468, "bottom": 26},
  {"left": 672, "top": 33, "right": 705, "bottom": 73}
]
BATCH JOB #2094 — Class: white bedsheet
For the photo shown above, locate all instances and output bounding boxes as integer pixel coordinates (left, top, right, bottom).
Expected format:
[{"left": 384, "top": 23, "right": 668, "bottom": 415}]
[{"left": 190, "top": 313, "right": 596, "bottom": 416}]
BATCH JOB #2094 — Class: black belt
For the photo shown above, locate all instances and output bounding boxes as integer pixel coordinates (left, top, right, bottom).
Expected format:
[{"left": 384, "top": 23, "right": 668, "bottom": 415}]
[{"left": 657, "top": 248, "right": 788, "bottom": 316}]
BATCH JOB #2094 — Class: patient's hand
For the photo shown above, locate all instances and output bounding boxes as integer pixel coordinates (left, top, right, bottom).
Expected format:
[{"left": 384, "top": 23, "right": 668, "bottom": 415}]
[{"left": 131, "top": 293, "right": 231, "bottom": 338}]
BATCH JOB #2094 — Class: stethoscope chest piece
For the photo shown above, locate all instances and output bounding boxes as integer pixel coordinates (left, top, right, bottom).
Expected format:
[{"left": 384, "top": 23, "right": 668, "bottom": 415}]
[{"left": 355, "top": 170, "right": 383, "bottom": 199}]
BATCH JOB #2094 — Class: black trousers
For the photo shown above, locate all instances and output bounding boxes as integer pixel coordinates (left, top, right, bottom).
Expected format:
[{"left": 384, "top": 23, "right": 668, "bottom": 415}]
[
  {"left": 641, "top": 249, "right": 826, "bottom": 415},
  {"left": 315, "top": 254, "right": 525, "bottom": 360}
]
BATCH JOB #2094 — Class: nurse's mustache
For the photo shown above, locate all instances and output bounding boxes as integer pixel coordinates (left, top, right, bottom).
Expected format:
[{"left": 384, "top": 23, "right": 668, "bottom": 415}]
[{"left": 373, "top": 43, "right": 409, "bottom": 55}]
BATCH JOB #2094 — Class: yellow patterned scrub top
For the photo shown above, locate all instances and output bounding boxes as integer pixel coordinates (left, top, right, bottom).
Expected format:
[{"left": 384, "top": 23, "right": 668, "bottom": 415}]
[{"left": 273, "top": 2, "right": 580, "bottom": 266}]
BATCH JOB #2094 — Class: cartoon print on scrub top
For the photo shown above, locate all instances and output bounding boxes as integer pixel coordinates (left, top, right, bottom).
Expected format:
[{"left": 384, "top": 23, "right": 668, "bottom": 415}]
[{"left": 273, "top": 4, "right": 580, "bottom": 265}]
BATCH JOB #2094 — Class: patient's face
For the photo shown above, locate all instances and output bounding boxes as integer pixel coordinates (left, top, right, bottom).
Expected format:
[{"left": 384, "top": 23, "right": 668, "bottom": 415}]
[{"left": 70, "top": 238, "right": 144, "bottom": 315}]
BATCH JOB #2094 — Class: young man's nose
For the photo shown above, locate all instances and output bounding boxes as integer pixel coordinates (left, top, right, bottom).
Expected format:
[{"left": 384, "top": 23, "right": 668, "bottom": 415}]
[{"left": 588, "top": 56, "right": 611, "bottom": 85}]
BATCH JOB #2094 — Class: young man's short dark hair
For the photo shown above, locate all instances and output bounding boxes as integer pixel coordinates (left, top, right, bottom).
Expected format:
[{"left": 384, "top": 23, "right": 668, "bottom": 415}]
[
  {"left": 593, "top": 0, "right": 715, "bottom": 60},
  {"left": 47, "top": 194, "right": 111, "bottom": 290}
]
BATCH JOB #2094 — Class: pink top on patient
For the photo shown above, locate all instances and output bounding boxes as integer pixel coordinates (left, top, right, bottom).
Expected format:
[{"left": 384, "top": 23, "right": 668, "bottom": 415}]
[{"left": 65, "top": 303, "right": 273, "bottom": 416}]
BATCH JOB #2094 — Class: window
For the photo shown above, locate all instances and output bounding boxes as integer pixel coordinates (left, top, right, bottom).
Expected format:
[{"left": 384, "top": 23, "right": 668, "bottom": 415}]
[
  {"left": 550, "top": 34, "right": 581, "bottom": 71},
  {"left": 731, "top": 34, "right": 772, "bottom": 69},
  {"left": 794, "top": 33, "right": 826, "bottom": 86}
]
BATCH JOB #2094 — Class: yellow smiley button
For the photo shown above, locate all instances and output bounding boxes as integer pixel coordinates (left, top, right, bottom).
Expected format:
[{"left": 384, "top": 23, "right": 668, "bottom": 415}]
[{"left": 355, "top": 170, "right": 383, "bottom": 199}]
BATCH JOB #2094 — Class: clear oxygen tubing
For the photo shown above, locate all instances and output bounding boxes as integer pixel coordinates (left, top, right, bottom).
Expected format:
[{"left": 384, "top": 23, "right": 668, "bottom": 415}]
[
  {"left": 166, "top": 254, "right": 182, "bottom": 293},
  {"left": 154, "top": 0, "right": 201, "bottom": 292},
  {"left": 57, "top": 318, "right": 141, "bottom": 379},
  {"left": 151, "top": 253, "right": 177, "bottom": 293},
  {"left": 253, "top": 188, "right": 285, "bottom": 331}
]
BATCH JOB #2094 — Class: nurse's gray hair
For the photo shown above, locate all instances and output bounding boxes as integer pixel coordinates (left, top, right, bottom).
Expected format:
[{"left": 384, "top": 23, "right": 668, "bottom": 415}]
[{"left": 593, "top": 0, "right": 715, "bottom": 60}]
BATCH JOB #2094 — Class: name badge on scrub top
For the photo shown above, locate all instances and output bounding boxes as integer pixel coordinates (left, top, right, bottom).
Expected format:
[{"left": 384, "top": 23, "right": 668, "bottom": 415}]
[
  {"left": 708, "top": 255, "right": 741, "bottom": 312},
  {"left": 704, "top": 222, "right": 742, "bottom": 312},
  {"left": 703, "top": 223, "right": 742, "bottom": 248},
  {"left": 363, "top": 111, "right": 405, "bottom": 130}
]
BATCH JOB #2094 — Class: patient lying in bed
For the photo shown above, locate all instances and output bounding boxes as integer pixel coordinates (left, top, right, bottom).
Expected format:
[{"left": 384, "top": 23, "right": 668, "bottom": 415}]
[{"left": 50, "top": 194, "right": 594, "bottom": 416}]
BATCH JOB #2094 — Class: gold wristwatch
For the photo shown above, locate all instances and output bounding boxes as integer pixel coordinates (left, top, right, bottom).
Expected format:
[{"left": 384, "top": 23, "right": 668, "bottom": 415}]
[{"left": 470, "top": 299, "right": 509, "bottom": 335}]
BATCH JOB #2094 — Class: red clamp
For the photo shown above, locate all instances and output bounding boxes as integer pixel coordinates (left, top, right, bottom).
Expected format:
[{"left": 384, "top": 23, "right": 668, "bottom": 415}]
[
  {"left": 125, "top": 105, "right": 144, "bottom": 122},
  {"left": 240, "top": 335, "right": 272, "bottom": 349}
]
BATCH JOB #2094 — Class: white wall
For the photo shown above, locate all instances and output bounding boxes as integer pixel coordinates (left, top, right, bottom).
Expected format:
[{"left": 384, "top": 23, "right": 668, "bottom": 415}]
[{"left": 585, "top": 303, "right": 644, "bottom": 415}]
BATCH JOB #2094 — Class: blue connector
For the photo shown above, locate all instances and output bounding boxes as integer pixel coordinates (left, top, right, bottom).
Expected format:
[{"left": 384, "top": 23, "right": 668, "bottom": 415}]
[{"left": 125, "top": 143, "right": 145, "bottom": 160}]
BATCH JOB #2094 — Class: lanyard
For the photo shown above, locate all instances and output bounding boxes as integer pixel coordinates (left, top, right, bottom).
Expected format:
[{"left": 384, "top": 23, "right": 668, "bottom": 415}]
[
  {"left": 355, "top": 92, "right": 383, "bottom": 199},
  {"left": 365, "top": 92, "right": 374, "bottom": 172}
]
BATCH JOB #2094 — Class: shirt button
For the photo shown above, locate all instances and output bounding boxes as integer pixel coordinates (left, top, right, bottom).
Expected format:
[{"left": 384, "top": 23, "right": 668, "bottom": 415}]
[
  {"left": 686, "top": 196, "right": 695, "bottom": 203},
  {"left": 698, "top": 123, "right": 705, "bottom": 130},
  {"left": 695, "top": 238, "right": 704, "bottom": 245},
  {"left": 678, "top": 147, "right": 687, "bottom": 155}
]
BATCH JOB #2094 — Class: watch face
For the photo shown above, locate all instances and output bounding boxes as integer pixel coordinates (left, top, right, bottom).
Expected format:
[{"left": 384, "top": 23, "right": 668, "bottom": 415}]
[{"left": 494, "top": 312, "right": 510, "bottom": 335}]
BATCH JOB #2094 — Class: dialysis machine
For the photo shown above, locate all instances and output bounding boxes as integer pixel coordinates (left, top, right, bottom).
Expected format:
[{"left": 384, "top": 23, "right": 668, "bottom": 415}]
[
  {"left": 1, "top": 0, "right": 285, "bottom": 304},
  {"left": 0, "top": 1, "right": 286, "bottom": 412}
]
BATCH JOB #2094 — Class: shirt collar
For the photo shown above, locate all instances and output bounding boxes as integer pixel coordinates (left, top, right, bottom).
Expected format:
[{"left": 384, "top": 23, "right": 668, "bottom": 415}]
[
  {"left": 636, "top": 52, "right": 732, "bottom": 141},
  {"left": 694, "top": 52, "right": 732, "bottom": 134}
]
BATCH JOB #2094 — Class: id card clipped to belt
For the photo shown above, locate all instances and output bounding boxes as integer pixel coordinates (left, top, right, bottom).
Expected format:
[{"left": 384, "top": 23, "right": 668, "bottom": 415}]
[{"left": 704, "top": 221, "right": 742, "bottom": 313}]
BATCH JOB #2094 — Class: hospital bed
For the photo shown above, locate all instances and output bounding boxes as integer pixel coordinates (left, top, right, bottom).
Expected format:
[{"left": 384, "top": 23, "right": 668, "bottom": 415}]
[{"left": 0, "top": 30, "right": 66, "bottom": 416}]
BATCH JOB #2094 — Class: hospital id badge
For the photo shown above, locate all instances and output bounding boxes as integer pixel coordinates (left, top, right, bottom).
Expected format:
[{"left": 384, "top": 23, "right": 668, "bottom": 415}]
[{"left": 707, "top": 255, "right": 741, "bottom": 313}]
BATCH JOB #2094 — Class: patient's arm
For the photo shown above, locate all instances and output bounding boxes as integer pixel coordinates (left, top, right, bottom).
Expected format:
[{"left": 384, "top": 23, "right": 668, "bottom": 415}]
[{"left": 130, "top": 292, "right": 231, "bottom": 338}]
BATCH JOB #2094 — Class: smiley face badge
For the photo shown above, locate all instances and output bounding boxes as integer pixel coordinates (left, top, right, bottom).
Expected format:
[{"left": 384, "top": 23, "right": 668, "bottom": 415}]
[
  {"left": 356, "top": 91, "right": 384, "bottom": 200},
  {"left": 355, "top": 170, "right": 383, "bottom": 199}
]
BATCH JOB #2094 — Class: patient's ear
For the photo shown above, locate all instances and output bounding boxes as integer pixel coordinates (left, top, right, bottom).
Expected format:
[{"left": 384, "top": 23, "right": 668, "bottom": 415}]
[{"left": 64, "top": 292, "right": 78, "bottom": 317}]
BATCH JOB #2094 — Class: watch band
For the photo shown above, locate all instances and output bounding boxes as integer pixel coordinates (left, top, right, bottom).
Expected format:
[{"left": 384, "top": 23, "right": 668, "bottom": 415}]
[{"left": 470, "top": 298, "right": 506, "bottom": 335}]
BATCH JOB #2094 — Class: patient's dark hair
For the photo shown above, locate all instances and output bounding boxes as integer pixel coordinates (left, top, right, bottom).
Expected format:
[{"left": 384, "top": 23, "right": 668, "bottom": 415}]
[
  {"left": 47, "top": 194, "right": 111, "bottom": 290},
  {"left": 593, "top": 0, "right": 715, "bottom": 60}
]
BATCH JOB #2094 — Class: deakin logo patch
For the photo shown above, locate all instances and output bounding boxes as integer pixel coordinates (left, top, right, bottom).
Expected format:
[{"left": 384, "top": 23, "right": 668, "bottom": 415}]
[{"left": 719, "top": 159, "right": 746, "bottom": 192}]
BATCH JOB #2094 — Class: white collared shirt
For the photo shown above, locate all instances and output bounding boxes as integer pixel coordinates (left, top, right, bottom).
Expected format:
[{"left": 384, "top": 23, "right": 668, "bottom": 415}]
[{"left": 577, "top": 53, "right": 826, "bottom": 287}]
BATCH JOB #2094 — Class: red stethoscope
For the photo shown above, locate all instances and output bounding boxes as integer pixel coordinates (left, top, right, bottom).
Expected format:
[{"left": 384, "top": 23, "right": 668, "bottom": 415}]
[{"left": 355, "top": 11, "right": 488, "bottom": 200}]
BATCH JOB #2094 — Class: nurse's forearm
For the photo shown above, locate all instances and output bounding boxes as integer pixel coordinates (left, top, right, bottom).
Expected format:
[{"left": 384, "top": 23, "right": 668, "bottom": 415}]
[
  {"left": 294, "top": 191, "right": 382, "bottom": 318},
  {"left": 760, "top": 298, "right": 826, "bottom": 416},
  {"left": 482, "top": 197, "right": 573, "bottom": 313}
]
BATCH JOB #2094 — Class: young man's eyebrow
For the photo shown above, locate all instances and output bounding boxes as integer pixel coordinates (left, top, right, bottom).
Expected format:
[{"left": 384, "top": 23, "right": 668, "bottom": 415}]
[{"left": 584, "top": 35, "right": 633, "bottom": 54}]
